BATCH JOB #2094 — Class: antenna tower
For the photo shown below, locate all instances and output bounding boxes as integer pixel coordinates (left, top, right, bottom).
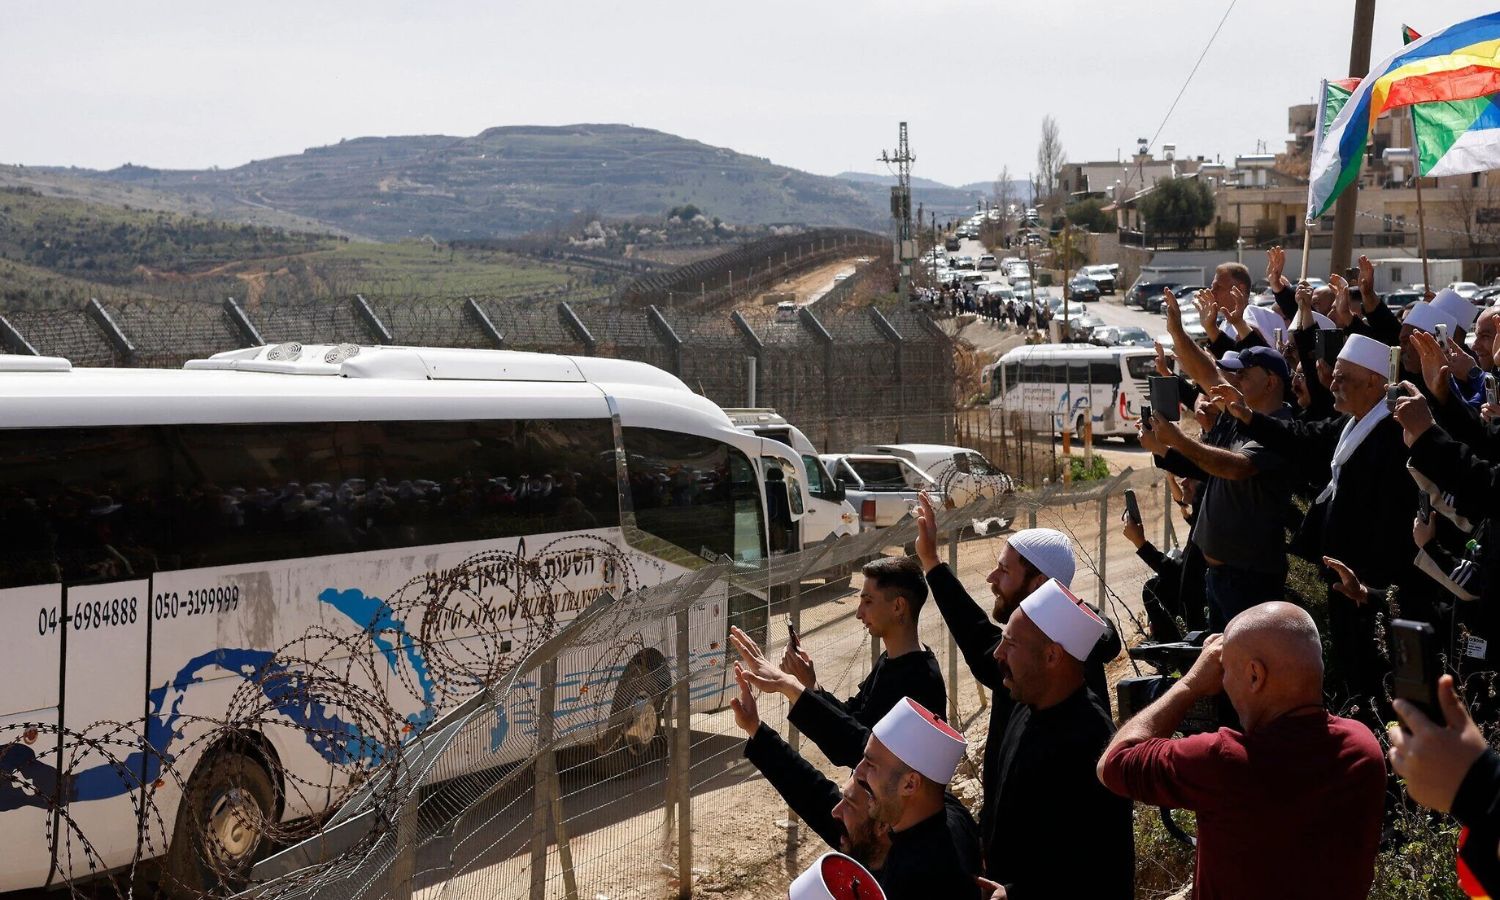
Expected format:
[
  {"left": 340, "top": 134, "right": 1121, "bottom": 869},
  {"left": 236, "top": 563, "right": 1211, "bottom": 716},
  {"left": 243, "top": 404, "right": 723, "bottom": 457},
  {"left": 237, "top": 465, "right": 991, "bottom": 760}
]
[{"left": 880, "top": 122, "right": 916, "bottom": 300}]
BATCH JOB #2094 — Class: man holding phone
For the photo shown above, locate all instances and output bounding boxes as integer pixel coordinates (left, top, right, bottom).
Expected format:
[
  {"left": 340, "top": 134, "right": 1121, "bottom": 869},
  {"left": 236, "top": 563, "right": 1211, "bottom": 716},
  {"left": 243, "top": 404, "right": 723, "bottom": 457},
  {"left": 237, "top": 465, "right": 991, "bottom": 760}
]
[{"left": 1152, "top": 292, "right": 1297, "bottom": 630}]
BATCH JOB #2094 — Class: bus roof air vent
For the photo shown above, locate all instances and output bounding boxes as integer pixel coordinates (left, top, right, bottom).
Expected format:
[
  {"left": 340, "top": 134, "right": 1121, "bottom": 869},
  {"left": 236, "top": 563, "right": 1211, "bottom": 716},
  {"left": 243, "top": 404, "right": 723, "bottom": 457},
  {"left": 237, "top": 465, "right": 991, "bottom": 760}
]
[
  {"left": 324, "top": 343, "right": 361, "bottom": 364},
  {"left": 265, "top": 342, "right": 303, "bottom": 362}
]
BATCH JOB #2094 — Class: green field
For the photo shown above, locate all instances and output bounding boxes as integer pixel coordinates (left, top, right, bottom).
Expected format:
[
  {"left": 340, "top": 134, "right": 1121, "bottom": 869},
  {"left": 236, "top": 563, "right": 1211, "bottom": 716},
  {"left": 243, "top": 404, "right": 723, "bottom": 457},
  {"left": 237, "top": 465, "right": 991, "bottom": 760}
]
[{"left": 0, "top": 187, "right": 617, "bottom": 309}]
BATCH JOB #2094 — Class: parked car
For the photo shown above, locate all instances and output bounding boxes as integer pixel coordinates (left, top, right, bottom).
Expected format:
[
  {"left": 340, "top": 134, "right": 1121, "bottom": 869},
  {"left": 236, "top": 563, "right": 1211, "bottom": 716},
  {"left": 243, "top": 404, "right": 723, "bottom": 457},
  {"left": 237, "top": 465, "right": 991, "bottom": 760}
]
[
  {"left": 1091, "top": 325, "right": 1153, "bottom": 348},
  {"left": 819, "top": 453, "right": 941, "bottom": 531},
  {"left": 1128, "top": 280, "right": 1182, "bottom": 309},
  {"left": 1447, "top": 281, "right": 1482, "bottom": 300},
  {"left": 1142, "top": 283, "right": 1194, "bottom": 314},
  {"left": 1385, "top": 289, "right": 1424, "bottom": 310},
  {"left": 1079, "top": 265, "right": 1117, "bottom": 294},
  {"left": 854, "top": 444, "right": 1013, "bottom": 505},
  {"left": 1474, "top": 285, "right": 1500, "bottom": 304},
  {"left": 1067, "top": 275, "right": 1101, "bottom": 302}
]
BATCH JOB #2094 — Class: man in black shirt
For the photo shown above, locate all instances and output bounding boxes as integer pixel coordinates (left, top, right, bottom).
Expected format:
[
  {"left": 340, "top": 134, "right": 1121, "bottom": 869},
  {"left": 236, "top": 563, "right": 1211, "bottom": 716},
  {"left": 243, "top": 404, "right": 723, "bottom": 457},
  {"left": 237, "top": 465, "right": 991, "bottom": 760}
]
[
  {"left": 730, "top": 556, "right": 946, "bottom": 767},
  {"left": 731, "top": 668, "right": 981, "bottom": 900}
]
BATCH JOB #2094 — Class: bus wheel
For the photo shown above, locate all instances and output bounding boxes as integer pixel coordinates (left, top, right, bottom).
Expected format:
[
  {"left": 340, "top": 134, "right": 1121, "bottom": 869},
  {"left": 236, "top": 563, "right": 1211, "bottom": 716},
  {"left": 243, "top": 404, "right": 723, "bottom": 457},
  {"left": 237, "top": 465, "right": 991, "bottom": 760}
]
[
  {"left": 161, "top": 750, "right": 276, "bottom": 899},
  {"left": 595, "top": 659, "right": 668, "bottom": 775}
]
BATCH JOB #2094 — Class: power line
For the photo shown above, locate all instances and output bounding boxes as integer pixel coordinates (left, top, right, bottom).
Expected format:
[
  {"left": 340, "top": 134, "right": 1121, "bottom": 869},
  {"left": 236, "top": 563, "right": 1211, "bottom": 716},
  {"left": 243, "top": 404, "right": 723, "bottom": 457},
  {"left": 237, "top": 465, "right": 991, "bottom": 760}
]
[{"left": 1145, "top": 0, "right": 1241, "bottom": 154}]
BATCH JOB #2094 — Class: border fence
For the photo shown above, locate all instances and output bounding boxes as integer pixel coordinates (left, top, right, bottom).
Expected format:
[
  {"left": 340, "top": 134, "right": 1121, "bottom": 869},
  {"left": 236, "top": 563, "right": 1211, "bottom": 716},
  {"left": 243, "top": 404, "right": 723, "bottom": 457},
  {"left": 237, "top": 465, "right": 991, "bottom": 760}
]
[
  {"left": 0, "top": 294, "right": 958, "bottom": 453},
  {"left": 219, "top": 470, "right": 1171, "bottom": 900}
]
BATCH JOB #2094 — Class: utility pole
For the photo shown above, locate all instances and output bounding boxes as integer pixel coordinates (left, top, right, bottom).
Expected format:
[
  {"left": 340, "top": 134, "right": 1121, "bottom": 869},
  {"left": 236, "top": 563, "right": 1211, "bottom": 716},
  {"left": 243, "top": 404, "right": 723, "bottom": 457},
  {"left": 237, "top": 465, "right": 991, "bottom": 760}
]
[
  {"left": 1329, "top": 0, "right": 1377, "bottom": 272},
  {"left": 881, "top": 123, "right": 916, "bottom": 301}
]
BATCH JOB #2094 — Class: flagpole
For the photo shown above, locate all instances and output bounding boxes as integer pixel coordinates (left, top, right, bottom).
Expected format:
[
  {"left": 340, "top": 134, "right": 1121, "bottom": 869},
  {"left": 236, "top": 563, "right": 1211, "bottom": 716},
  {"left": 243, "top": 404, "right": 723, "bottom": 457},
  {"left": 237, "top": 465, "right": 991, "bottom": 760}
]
[
  {"left": 1411, "top": 106, "right": 1432, "bottom": 292},
  {"left": 1299, "top": 224, "right": 1313, "bottom": 282}
]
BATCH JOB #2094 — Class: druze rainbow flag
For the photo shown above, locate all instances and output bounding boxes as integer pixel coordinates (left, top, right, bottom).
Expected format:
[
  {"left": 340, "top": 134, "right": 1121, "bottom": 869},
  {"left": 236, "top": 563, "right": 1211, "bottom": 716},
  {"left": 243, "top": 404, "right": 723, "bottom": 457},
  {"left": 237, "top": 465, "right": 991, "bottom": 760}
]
[{"left": 1307, "top": 11, "right": 1500, "bottom": 222}]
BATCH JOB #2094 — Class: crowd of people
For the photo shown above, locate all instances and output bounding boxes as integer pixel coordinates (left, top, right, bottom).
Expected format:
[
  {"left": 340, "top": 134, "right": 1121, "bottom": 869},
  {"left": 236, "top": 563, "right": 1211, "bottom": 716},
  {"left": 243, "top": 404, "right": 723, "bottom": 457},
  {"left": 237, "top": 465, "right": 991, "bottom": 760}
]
[
  {"left": 911, "top": 283, "right": 1052, "bottom": 333},
  {"left": 771, "top": 246, "right": 1500, "bottom": 898}
]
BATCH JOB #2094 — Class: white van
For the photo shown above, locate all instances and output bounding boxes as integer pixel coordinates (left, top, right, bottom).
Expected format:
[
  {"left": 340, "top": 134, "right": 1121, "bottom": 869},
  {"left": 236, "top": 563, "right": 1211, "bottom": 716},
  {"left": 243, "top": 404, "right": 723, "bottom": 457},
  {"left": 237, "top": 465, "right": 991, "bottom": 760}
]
[
  {"left": 724, "top": 409, "right": 858, "bottom": 546},
  {"left": 984, "top": 343, "right": 1163, "bottom": 440}
]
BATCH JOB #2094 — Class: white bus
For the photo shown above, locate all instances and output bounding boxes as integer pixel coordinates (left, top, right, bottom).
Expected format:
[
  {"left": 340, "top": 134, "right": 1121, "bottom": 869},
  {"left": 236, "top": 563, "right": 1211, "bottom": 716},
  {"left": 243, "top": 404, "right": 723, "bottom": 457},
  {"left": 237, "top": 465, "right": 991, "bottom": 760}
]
[
  {"left": 983, "top": 343, "right": 1164, "bottom": 440},
  {"left": 0, "top": 344, "right": 790, "bottom": 895}
]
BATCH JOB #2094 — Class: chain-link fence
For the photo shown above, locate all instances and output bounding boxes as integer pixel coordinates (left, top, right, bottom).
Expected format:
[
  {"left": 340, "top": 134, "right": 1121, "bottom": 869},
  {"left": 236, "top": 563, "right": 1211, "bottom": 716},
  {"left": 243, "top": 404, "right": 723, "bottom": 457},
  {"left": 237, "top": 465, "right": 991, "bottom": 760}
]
[{"left": 207, "top": 471, "right": 1171, "bottom": 900}]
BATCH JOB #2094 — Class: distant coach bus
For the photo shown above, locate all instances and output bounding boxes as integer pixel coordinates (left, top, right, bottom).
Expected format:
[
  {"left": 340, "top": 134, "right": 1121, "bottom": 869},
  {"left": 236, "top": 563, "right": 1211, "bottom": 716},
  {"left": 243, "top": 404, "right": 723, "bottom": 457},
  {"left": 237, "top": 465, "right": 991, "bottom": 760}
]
[
  {"left": 983, "top": 343, "right": 1164, "bottom": 440},
  {"left": 0, "top": 344, "right": 786, "bottom": 895}
]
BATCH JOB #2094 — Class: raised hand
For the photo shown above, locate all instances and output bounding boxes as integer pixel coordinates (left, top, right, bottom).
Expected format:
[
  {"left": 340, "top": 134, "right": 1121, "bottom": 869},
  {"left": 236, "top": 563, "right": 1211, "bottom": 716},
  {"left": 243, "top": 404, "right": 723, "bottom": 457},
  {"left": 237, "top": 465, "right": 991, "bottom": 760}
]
[
  {"left": 1358, "top": 255, "right": 1378, "bottom": 312},
  {"left": 1266, "top": 245, "right": 1288, "bottom": 292},
  {"left": 1409, "top": 330, "right": 1452, "bottom": 402},
  {"left": 914, "top": 491, "right": 940, "bottom": 571},
  {"left": 1224, "top": 285, "right": 1250, "bottom": 335},
  {"left": 1323, "top": 556, "right": 1370, "bottom": 606},
  {"left": 729, "top": 664, "right": 761, "bottom": 735},
  {"left": 1388, "top": 674, "right": 1487, "bottom": 813},
  {"left": 729, "top": 625, "right": 798, "bottom": 698},
  {"left": 1164, "top": 288, "right": 1183, "bottom": 334},
  {"left": 1295, "top": 280, "right": 1314, "bottom": 313},
  {"left": 1207, "top": 383, "right": 1252, "bottom": 423},
  {"left": 1329, "top": 274, "right": 1356, "bottom": 328},
  {"left": 1154, "top": 341, "right": 1172, "bottom": 377},
  {"left": 1195, "top": 290, "right": 1221, "bottom": 342},
  {"left": 1120, "top": 510, "right": 1147, "bottom": 549},
  {"left": 780, "top": 640, "right": 818, "bottom": 691},
  {"left": 1137, "top": 418, "right": 1167, "bottom": 456},
  {"left": 1392, "top": 382, "right": 1436, "bottom": 447}
]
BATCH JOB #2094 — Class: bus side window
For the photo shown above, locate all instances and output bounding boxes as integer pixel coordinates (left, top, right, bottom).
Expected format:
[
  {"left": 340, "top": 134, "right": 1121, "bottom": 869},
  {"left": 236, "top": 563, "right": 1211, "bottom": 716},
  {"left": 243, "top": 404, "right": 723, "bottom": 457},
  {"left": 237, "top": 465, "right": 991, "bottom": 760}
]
[{"left": 622, "top": 427, "right": 766, "bottom": 563}]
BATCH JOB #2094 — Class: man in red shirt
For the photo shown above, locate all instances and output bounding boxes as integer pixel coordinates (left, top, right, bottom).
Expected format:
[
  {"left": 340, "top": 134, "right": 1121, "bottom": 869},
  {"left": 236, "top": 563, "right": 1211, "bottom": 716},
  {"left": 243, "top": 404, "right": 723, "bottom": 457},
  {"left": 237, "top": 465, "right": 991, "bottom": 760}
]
[{"left": 1096, "top": 601, "right": 1386, "bottom": 899}]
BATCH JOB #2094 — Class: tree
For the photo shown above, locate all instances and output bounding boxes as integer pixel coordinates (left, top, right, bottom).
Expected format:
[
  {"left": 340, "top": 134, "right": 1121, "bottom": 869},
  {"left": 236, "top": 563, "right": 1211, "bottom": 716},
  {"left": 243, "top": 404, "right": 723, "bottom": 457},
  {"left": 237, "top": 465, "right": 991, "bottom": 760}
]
[
  {"left": 1138, "top": 177, "right": 1216, "bottom": 247},
  {"left": 1036, "top": 116, "right": 1066, "bottom": 206},
  {"left": 1065, "top": 198, "right": 1114, "bottom": 233}
]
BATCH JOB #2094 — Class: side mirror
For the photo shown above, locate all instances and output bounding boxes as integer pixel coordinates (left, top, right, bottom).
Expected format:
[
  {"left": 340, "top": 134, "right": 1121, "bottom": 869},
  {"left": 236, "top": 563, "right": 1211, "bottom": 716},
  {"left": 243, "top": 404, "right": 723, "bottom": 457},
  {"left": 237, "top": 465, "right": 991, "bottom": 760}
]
[{"left": 829, "top": 480, "right": 847, "bottom": 503}]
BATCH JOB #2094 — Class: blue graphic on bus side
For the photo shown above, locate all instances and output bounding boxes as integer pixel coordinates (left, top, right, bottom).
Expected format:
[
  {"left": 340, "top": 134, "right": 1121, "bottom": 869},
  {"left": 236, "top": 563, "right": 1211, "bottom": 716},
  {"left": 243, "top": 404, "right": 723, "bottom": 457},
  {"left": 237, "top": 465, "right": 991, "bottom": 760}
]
[{"left": 1, "top": 586, "right": 426, "bottom": 813}]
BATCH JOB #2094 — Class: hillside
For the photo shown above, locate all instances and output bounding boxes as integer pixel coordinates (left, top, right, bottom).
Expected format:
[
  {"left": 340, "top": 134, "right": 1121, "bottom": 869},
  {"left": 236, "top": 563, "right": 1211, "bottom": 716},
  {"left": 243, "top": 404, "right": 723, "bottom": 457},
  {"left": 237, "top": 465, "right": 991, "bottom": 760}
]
[
  {"left": 28, "top": 125, "right": 890, "bottom": 241},
  {"left": 0, "top": 188, "right": 602, "bottom": 309}
]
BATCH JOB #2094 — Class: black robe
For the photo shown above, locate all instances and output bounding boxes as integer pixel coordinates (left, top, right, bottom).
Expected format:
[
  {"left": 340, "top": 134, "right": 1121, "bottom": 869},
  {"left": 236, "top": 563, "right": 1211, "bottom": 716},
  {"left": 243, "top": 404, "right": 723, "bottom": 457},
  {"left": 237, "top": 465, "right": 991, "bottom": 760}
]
[
  {"left": 923, "top": 564, "right": 1119, "bottom": 839},
  {"left": 788, "top": 646, "right": 947, "bottom": 767},
  {"left": 984, "top": 686, "right": 1134, "bottom": 899},
  {"left": 1241, "top": 406, "right": 1421, "bottom": 706},
  {"left": 743, "top": 724, "right": 981, "bottom": 900}
]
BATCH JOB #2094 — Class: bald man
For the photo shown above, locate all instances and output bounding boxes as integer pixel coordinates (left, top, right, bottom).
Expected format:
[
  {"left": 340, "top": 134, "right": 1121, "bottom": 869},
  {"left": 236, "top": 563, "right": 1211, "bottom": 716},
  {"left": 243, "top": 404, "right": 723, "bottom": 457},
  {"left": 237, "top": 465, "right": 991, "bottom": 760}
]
[{"left": 1097, "top": 603, "right": 1386, "bottom": 900}]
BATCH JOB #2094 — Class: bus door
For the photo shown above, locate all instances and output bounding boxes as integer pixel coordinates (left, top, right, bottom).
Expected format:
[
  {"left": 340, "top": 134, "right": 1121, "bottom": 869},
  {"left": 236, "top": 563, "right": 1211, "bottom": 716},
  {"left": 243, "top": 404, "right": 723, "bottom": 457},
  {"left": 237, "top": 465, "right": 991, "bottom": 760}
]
[
  {"left": 58, "top": 578, "right": 151, "bottom": 877},
  {"left": 0, "top": 584, "right": 64, "bottom": 892},
  {"left": 759, "top": 453, "right": 804, "bottom": 554}
]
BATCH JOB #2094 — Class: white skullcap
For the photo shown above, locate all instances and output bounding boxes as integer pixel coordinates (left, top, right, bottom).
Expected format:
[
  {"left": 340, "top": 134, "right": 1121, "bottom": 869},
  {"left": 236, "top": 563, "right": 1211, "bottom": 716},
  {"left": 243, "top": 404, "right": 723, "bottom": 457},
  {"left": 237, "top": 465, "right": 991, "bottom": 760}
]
[
  {"left": 1007, "top": 528, "right": 1076, "bottom": 586},
  {"left": 789, "top": 853, "right": 886, "bottom": 900},
  {"left": 871, "top": 697, "right": 968, "bottom": 785},
  {"left": 1405, "top": 300, "right": 1459, "bottom": 336},
  {"left": 1338, "top": 332, "right": 1394, "bottom": 377},
  {"left": 1244, "top": 304, "right": 1285, "bottom": 346},
  {"left": 1019, "top": 579, "right": 1108, "bottom": 662},
  {"left": 1432, "top": 289, "right": 1478, "bottom": 332}
]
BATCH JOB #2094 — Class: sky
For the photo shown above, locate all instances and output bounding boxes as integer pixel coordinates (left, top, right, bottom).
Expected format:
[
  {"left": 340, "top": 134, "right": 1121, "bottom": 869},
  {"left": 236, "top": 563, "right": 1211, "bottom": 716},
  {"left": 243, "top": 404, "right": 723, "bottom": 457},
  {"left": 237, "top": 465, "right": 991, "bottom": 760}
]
[{"left": 3, "top": 0, "right": 1495, "bottom": 188}]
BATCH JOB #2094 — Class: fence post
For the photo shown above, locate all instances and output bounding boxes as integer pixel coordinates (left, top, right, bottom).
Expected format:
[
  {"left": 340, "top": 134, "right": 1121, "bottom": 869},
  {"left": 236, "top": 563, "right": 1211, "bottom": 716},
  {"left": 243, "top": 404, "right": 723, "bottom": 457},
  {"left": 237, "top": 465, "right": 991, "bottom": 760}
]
[
  {"left": 1096, "top": 491, "right": 1110, "bottom": 609},
  {"left": 730, "top": 310, "right": 765, "bottom": 405},
  {"left": 673, "top": 608, "right": 693, "bottom": 899},
  {"left": 464, "top": 298, "right": 505, "bottom": 349},
  {"left": 947, "top": 531, "right": 960, "bottom": 724},
  {"left": 86, "top": 298, "right": 136, "bottom": 363},
  {"left": 647, "top": 305, "right": 684, "bottom": 376},
  {"left": 558, "top": 302, "right": 597, "bottom": 356},
  {"left": 222, "top": 297, "right": 263, "bottom": 347},
  {"left": 0, "top": 314, "right": 40, "bottom": 356},
  {"left": 869, "top": 307, "right": 906, "bottom": 436},
  {"left": 528, "top": 659, "right": 559, "bottom": 900},
  {"left": 797, "top": 307, "right": 836, "bottom": 447},
  {"left": 353, "top": 294, "right": 394, "bottom": 345}
]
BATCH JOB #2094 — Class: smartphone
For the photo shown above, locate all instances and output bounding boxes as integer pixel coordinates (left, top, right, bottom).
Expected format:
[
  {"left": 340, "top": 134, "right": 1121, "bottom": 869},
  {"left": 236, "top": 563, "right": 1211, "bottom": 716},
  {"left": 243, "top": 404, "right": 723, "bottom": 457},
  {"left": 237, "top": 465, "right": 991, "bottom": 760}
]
[
  {"left": 1437, "top": 323, "right": 1450, "bottom": 350},
  {"left": 788, "top": 621, "right": 801, "bottom": 649},
  {"left": 1417, "top": 492, "right": 1433, "bottom": 525},
  {"left": 1140, "top": 402, "right": 1152, "bottom": 431},
  {"left": 1274, "top": 327, "right": 1284, "bottom": 348},
  {"left": 1148, "top": 376, "right": 1181, "bottom": 422},
  {"left": 1123, "top": 489, "right": 1142, "bottom": 526},
  {"left": 1386, "top": 346, "right": 1404, "bottom": 412},
  {"left": 1485, "top": 372, "right": 1498, "bottom": 406},
  {"left": 1391, "top": 619, "right": 1442, "bottom": 726},
  {"left": 1317, "top": 330, "right": 1347, "bottom": 365},
  {"left": 1345, "top": 266, "right": 1360, "bottom": 281}
]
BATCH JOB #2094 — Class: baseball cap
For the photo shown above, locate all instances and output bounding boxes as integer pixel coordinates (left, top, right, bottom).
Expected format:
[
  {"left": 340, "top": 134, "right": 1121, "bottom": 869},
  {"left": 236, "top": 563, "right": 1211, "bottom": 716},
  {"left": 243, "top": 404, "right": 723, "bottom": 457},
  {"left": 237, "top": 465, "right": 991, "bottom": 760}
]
[{"left": 1217, "top": 345, "right": 1290, "bottom": 382}]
